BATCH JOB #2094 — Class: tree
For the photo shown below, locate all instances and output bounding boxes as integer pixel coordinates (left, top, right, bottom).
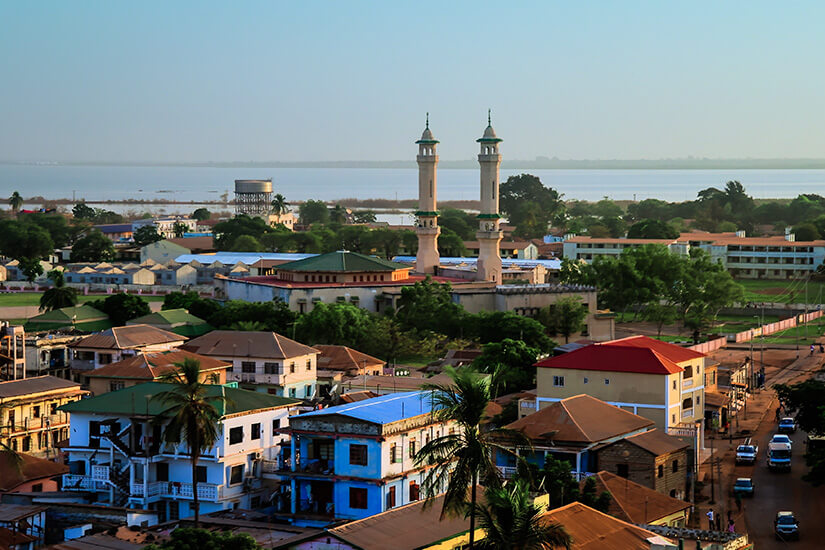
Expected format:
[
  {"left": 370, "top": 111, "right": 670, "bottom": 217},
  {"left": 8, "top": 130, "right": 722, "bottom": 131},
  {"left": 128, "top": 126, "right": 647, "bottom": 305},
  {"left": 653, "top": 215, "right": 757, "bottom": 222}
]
[
  {"left": 440, "top": 208, "right": 477, "bottom": 240},
  {"left": 231, "top": 234, "right": 263, "bottom": 252},
  {"left": 153, "top": 360, "right": 226, "bottom": 527},
  {"left": 500, "top": 174, "right": 565, "bottom": 238},
  {"left": 270, "top": 194, "right": 289, "bottom": 215},
  {"left": 294, "top": 302, "right": 375, "bottom": 348},
  {"left": 774, "top": 380, "right": 825, "bottom": 485},
  {"left": 18, "top": 258, "right": 44, "bottom": 283},
  {"left": 213, "top": 215, "right": 275, "bottom": 250},
  {"left": 192, "top": 208, "right": 211, "bottom": 221},
  {"left": 8, "top": 191, "right": 24, "bottom": 215},
  {"left": 330, "top": 204, "right": 348, "bottom": 224},
  {"left": 643, "top": 303, "right": 677, "bottom": 337},
  {"left": 468, "top": 311, "right": 556, "bottom": 352},
  {"left": 299, "top": 200, "right": 330, "bottom": 225},
  {"left": 133, "top": 225, "right": 164, "bottom": 246},
  {"left": 89, "top": 293, "right": 151, "bottom": 326},
  {"left": 0, "top": 220, "right": 54, "bottom": 263},
  {"left": 626, "top": 219, "right": 679, "bottom": 239},
  {"left": 538, "top": 297, "right": 588, "bottom": 344},
  {"left": 228, "top": 321, "right": 267, "bottom": 331},
  {"left": 70, "top": 230, "right": 115, "bottom": 262},
  {"left": 24, "top": 214, "right": 72, "bottom": 248},
  {"left": 72, "top": 203, "right": 96, "bottom": 220},
  {"left": 39, "top": 270, "right": 78, "bottom": 311},
  {"left": 208, "top": 300, "right": 295, "bottom": 334},
  {"left": 514, "top": 455, "right": 611, "bottom": 512},
  {"left": 437, "top": 227, "right": 467, "bottom": 257},
  {"left": 144, "top": 528, "right": 260, "bottom": 550},
  {"left": 472, "top": 339, "right": 540, "bottom": 396},
  {"left": 414, "top": 367, "right": 527, "bottom": 550},
  {"left": 793, "top": 222, "right": 821, "bottom": 241},
  {"left": 474, "top": 481, "right": 571, "bottom": 550},
  {"left": 396, "top": 277, "right": 465, "bottom": 337},
  {"left": 173, "top": 222, "right": 188, "bottom": 238}
]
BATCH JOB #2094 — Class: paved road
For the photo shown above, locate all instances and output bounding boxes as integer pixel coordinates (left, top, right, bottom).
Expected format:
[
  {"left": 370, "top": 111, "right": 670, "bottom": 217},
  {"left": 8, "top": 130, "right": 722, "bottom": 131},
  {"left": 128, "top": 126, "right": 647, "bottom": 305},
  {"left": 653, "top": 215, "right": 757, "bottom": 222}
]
[{"left": 740, "top": 412, "right": 825, "bottom": 548}]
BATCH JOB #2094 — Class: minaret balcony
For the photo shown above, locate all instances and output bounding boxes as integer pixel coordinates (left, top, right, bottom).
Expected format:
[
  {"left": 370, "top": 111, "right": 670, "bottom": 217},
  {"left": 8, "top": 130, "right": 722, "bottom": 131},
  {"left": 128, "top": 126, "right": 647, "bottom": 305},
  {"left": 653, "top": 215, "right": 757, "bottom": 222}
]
[
  {"left": 416, "top": 225, "right": 441, "bottom": 236},
  {"left": 417, "top": 154, "right": 439, "bottom": 162},
  {"left": 477, "top": 153, "right": 502, "bottom": 162},
  {"left": 476, "top": 229, "right": 503, "bottom": 240}
]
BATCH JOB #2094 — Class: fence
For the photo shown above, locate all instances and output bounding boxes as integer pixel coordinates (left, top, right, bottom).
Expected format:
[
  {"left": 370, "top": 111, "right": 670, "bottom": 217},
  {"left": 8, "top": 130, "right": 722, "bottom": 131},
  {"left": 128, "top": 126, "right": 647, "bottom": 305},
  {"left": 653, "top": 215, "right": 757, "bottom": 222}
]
[{"left": 729, "top": 309, "right": 823, "bottom": 343}]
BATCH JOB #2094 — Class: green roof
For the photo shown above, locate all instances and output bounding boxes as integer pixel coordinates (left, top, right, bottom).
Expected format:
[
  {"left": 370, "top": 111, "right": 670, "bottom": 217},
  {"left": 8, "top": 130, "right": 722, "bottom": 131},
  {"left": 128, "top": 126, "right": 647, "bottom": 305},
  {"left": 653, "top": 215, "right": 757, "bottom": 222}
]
[
  {"left": 59, "top": 382, "right": 300, "bottom": 417},
  {"left": 24, "top": 306, "right": 112, "bottom": 333},
  {"left": 129, "top": 309, "right": 208, "bottom": 326},
  {"left": 276, "top": 250, "right": 411, "bottom": 273}
]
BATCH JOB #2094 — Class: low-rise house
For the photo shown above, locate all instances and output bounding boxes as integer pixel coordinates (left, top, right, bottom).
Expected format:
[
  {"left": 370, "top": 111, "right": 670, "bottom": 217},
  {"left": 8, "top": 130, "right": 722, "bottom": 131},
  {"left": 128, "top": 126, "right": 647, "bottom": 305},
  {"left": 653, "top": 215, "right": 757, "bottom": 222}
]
[
  {"left": 132, "top": 216, "right": 198, "bottom": 239},
  {"left": 83, "top": 349, "right": 230, "bottom": 395},
  {"left": 127, "top": 309, "right": 212, "bottom": 338},
  {"left": 24, "top": 305, "right": 111, "bottom": 334},
  {"left": 0, "top": 453, "right": 68, "bottom": 493},
  {"left": 276, "top": 392, "right": 456, "bottom": 524},
  {"left": 314, "top": 345, "right": 385, "bottom": 377},
  {"left": 462, "top": 240, "right": 539, "bottom": 259},
  {"left": 1, "top": 324, "right": 26, "bottom": 381},
  {"left": 596, "top": 428, "right": 688, "bottom": 498},
  {"left": 276, "top": 493, "right": 482, "bottom": 549},
  {"left": 69, "top": 325, "right": 187, "bottom": 372},
  {"left": 497, "top": 394, "right": 654, "bottom": 480},
  {"left": 25, "top": 332, "right": 83, "bottom": 380},
  {"left": 60, "top": 383, "right": 300, "bottom": 522},
  {"left": 0, "top": 376, "right": 87, "bottom": 457},
  {"left": 149, "top": 262, "right": 198, "bottom": 286},
  {"left": 2, "top": 260, "right": 55, "bottom": 283},
  {"left": 0, "top": 505, "right": 46, "bottom": 548},
  {"left": 140, "top": 240, "right": 192, "bottom": 265},
  {"left": 182, "top": 331, "right": 319, "bottom": 398},
  {"left": 585, "top": 471, "right": 691, "bottom": 527},
  {"left": 541, "top": 501, "right": 676, "bottom": 550},
  {"left": 532, "top": 335, "right": 706, "bottom": 433},
  {"left": 94, "top": 224, "right": 134, "bottom": 243}
]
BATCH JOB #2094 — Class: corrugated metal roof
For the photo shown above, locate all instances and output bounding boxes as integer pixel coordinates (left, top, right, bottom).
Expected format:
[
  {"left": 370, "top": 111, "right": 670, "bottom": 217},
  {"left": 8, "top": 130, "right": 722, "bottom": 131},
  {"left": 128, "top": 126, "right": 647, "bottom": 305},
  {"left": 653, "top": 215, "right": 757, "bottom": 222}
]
[
  {"left": 182, "top": 330, "right": 318, "bottom": 359},
  {"left": 299, "top": 391, "right": 434, "bottom": 425},
  {"left": 70, "top": 325, "right": 186, "bottom": 350},
  {"left": 0, "top": 376, "right": 81, "bottom": 398}
]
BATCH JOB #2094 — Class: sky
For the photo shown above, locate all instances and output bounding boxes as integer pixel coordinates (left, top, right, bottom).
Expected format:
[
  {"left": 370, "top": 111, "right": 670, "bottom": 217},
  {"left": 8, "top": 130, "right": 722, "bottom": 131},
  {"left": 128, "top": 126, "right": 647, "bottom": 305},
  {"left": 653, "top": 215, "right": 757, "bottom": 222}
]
[{"left": 1, "top": 1, "right": 824, "bottom": 163}]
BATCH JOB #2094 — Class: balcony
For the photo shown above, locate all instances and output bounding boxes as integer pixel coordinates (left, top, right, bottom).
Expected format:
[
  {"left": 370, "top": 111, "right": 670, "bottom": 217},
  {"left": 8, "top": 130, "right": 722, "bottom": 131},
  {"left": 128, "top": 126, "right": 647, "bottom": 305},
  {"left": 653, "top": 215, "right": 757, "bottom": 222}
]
[
  {"left": 682, "top": 378, "right": 694, "bottom": 389},
  {"left": 227, "top": 372, "right": 284, "bottom": 386},
  {"left": 3, "top": 414, "right": 69, "bottom": 434},
  {"left": 130, "top": 481, "right": 223, "bottom": 502},
  {"left": 681, "top": 408, "right": 694, "bottom": 421}
]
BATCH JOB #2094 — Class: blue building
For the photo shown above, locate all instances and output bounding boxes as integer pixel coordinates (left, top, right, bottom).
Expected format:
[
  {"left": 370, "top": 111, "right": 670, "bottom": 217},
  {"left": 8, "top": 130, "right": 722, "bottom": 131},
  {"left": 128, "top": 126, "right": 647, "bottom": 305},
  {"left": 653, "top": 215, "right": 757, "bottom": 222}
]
[{"left": 277, "top": 392, "right": 455, "bottom": 525}]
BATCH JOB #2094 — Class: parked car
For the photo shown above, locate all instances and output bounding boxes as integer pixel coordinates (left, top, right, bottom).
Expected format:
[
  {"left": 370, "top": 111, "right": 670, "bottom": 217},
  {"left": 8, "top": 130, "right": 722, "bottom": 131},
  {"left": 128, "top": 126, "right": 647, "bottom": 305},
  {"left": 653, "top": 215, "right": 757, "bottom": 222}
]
[
  {"left": 779, "top": 417, "right": 798, "bottom": 434},
  {"left": 775, "top": 511, "right": 800, "bottom": 540},
  {"left": 733, "top": 477, "right": 754, "bottom": 497},
  {"left": 736, "top": 440, "right": 758, "bottom": 465},
  {"left": 771, "top": 433, "right": 793, "bottom": 452}
]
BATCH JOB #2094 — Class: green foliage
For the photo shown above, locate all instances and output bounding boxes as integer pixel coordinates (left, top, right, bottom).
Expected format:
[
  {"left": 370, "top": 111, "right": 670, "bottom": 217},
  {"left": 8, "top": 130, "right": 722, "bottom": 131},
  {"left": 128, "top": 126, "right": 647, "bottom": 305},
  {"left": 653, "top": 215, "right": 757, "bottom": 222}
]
[
  {"left": 72, "top": 203, "right": 96, "bottom": 220},
  {"left": 88, "top": 293, "right": 151, "bottom": 326},
  {"left": 172, "top": 222, "right": 189, "bottom": 238},
  {"left": 8, "top": 191, "right": 24, "bottom": 213},
  {"left": 39, "top": 270, "right": 78, "bottom": 311},
  {"left": 294, "top": 302, "right": 375, "bottom": 348},
  {"left": 643, "top": 303, "right": 677, "bottom": 337},
  {"left": 537, "top": 297, "right": 588, "bottom": 343},
  {"left": 231, "top": 234, "right": 263, "bottom": 252},
  {"left": 133, "top": 225, "right": 164, "bottom": 246},
  {"left": 515, "top": 455, "right": 611, "bottom": 513},
  {"left": 191, "top": 208, "right": 211, "bottom": 221},
  {"left": 270, "top": 194, "right": 289, "bottom": 215},
  {"left": 627, "top": 219, "right": 679, "bottom": 239},
  {"left": 210, "top": 300, "right": 296, "bottom": 334},
  {"left": 472, "top": 338, "right": 540, "bottom": 395},
  {"left": 396, "top": 277, "right": 465, "bottom": 337},
  {"left": 144, "top": 528, "right": 260, "bottom": 550},
  {"left": 70, "top": 230, "right": 116, "bottom": 262},
  {"left": 439, "top": 208, "right": 478, "bottom": 241},
  {"left": 437, "top": 227, "right": 467, "bottom": 256},
  {"left": 774, "top": 380, "right": 825, "bottom": 485},
  {"left": 0, "top": 219, "right": 55, "bottom": 263},
  {"left": 352, "top": 210, "right": 377, "bottom": 223},
  {"left": 330, "top": 204, "right": 348, "bottom": 224},
  {"left": 299, "top": 200, "right": 330, "bottom": 225},
  {"left": 72, "top": 203, "right": 124, "bottom": 224},
  {"left": 792, "top": 222, "right": 821, "bottom": 241},
  {"left": 213, "top": 215, "right": 276, "bottom": 250},
  {"left": 469, "top": 311, "right": 556, "bottom": 352},
  {"left": 162, "top": 291, "right": 222, "bottom": 320},
  {"left": 18, "top": 258, "right": 45, "bottom": 283},
  {"left": 500, "top": 174, "right": 565, "bottom": 239},
  {"left": 22, "top": 214, "right": 72, "bottom": 248}
]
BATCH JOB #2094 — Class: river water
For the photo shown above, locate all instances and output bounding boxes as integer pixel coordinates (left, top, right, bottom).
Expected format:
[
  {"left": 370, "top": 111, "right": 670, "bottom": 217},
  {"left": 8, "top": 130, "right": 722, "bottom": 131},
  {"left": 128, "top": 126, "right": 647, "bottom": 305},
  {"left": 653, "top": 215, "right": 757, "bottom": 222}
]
[{"left": 2, "top": 164, "right": 825, "bottom": 205}]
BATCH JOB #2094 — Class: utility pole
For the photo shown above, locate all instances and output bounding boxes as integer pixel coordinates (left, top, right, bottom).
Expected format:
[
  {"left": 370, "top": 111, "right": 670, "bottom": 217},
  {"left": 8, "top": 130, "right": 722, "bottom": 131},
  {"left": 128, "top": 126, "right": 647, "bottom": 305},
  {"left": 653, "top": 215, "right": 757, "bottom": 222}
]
[{"left": 709, "top": 434, "right": 716, "bottom": 504}]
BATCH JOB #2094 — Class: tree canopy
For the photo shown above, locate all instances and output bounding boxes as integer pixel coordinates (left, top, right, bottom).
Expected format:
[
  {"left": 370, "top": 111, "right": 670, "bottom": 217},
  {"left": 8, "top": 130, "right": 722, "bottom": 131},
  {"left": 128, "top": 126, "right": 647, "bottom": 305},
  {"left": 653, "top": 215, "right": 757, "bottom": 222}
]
[
  {"left": 500, "top": 174, "right": 565, "bottom": 239},
  {"left": 134, "top": 225, "right": 164, "bottom": 246},
  {"left": 70, "top": 230, "right": 116, "bottom": 262},
  {"left": 88, "top": 293, "right": 151, "bottom": 326},
  {"left": 299, "top": 200, "right": 330, "bottom": 225}
]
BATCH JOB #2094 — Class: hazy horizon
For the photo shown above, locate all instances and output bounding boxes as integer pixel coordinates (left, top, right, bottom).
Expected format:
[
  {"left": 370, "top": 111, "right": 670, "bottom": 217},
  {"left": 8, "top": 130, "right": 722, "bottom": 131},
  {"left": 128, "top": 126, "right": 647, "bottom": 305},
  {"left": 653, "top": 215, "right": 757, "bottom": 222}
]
[{"left": 2, "top": 1, "right": 825, "bottom": 163}]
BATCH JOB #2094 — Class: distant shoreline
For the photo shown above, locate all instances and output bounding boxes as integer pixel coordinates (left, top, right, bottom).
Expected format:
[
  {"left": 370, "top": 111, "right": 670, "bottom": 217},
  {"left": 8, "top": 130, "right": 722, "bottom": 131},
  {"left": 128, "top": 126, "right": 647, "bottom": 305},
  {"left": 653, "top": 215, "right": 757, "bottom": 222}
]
[{"left": 6, "top": 159, "right": 825, "bottom": 170}]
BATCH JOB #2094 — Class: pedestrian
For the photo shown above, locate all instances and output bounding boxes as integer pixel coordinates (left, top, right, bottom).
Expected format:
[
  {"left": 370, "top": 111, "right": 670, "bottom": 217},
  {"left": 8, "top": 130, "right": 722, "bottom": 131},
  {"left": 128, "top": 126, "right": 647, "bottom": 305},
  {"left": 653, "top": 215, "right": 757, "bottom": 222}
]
[
  {"left": 706, "top": 509, "right": 715, "bottom": 530},
  {"left": 728, "top": 518, "right": 736, "bottom": 533},
  {"left": 811, "top": 344, "right": 815, "bottom": 356}
]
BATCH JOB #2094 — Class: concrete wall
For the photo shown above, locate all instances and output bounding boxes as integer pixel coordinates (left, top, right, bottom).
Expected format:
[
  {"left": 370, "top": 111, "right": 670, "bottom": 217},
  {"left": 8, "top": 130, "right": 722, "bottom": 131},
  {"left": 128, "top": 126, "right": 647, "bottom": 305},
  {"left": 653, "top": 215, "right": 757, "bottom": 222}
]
[{"left": 597, "top": 441, "right": 688, "bottom": 499}]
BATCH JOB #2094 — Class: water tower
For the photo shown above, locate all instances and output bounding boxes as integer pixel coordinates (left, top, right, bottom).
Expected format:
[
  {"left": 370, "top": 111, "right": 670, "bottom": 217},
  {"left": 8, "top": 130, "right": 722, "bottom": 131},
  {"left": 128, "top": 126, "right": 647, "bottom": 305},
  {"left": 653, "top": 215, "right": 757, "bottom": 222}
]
[{"left": 234, "top": 179, "right": 273, "bottom": 218}]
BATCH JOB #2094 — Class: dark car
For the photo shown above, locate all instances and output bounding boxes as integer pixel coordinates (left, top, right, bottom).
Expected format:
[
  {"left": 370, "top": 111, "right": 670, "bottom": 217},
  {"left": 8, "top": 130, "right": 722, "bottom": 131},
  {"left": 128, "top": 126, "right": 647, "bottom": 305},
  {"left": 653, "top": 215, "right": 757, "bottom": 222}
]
[
  {"left": 733, "top": 477, "right": 754, "bottom": 497},
  {"left": 779, "top": 417, "right": 798, "bottom": 434},
  {"left": 775, "top": 511, "right": 800, "bottom": 540}
]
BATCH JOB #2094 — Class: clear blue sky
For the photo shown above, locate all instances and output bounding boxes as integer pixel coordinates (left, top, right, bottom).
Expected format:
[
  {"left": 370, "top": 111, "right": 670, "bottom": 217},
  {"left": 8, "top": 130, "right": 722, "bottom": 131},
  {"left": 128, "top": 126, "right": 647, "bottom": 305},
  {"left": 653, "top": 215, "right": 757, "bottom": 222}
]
[{"left": 1, "top": 1, "right": 824, "bottom": 162}]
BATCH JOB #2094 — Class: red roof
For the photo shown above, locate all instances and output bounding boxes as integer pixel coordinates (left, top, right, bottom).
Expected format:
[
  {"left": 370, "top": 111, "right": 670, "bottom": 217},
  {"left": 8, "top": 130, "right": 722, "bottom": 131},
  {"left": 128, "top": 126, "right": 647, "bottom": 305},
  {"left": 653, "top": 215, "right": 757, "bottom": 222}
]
[{"left": 535, "top": 335, "right": 704, "bottom": 375}]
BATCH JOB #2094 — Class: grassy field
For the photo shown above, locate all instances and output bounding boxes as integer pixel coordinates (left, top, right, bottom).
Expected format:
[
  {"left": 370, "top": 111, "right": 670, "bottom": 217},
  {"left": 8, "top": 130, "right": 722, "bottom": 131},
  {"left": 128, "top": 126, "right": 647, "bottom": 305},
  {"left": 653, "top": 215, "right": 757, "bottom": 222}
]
[
  {"left": 739, "top": 279, "right": 825, "bottom": 305},
  {"left": 0, "top": 292, "right": 166, "bottom": 308}
]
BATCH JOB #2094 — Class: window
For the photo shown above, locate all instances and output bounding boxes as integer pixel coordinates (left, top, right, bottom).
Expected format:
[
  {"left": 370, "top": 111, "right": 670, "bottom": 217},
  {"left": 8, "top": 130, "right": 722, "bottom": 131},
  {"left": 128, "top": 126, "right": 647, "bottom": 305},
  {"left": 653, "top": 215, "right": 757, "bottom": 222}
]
[
  {"left": 672, "top": 460, "right": 679, "bottom": 473},
  {"left": 657, "top": 465, "right": 664, "bottom": 478},
  {"left": 583, "top": 377, "right": 589, "bottom": 384},
  {"left": 251, "top": 423, "right": 261, "bottom": 440},
  {"left": 617, "top": 464, "right": 629, "bottom": 478},
  {"left": 241, "top": 361, "right": 256, "bottom": 373},
  {"left": 229, "top": 465, "right": 244, "bottom": 485},
  {"left": 604, "top": 378, "right": 610, "bottom": 385},
  {"left": 22, "top": 437, "right": 30, "bottom": 452},
  {"left": 98, "top": 353, "right": 113, "bottom": 365},
  {"left": 32, "top": 406, "right": 41, "bottom": 418},
  {"left": 387, "top": 486, "right": 396, "bottom": 509},
  {"left": 272, "top": 418, "right": 281, "bottom": 432},
  {"left": 289, "top": 388, "right": 296, "bottom": 398},
  {"left": 290, "top": 362, "right": 295, "bottom": 374},
  {"left": 110, "top": 381, "right": 125, "bottom": 392},
  {"left": 672, "top": 414, "right": 676, "bottom": 424},
  {"left": 672, "top": 380, "right": 677, "bottom": 390},
  {"left": 31, "top": 483, "right": 43, "bottom": 492},
  {"left": 409, "top": 481, "right": 420, "bottom": 501},
  {"left": 156, "top": 463, "right": 169, "bottom": 482},
  {"left": 682, "top": 397, "right": 692, "bottom": 409},
  {"left": 264, "top": 362, "right": 279, "bottom": 374},
  {"left": 349, "top": 487, "right": 368, "bottom": 509},
  {"left": 250, "top": 496, "right": 261, "bottom": 509},
  {"left": 50, "top": 403, "right": 58, "bottom": 415},
  {"left": 229, "top": 426, "right": 243, "bottom": 445},
  {"left": 349, "top": 444, "right": 368, "bottom": 466},
  {"left": 683, "top": 365, "right": 693, "bottom": 378},
  {"left": 196, "top": 466, "right": 207, "bottom": 483},
  {"left": 306, "top": 359, "right": 312, "bottom": 371},
  {"left": 305, "top": 385, "right": 311, "bottom": 397},
  {"left": 409, "top": 438, "right": 417, "bottom": 458},
  {"left": 553, "top": 375, "right": 565, "bottom": 387},
  {"left": 169, "top": 502, "right": 180, "bottom": 521},
  {"left": 390, "top": 444, "right": 400, "bottom": 463}
]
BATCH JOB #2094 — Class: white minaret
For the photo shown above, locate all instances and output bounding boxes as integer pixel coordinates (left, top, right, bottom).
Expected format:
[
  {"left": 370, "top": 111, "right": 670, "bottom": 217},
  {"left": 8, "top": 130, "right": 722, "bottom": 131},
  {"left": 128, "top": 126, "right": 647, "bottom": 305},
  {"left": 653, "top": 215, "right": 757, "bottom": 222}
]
[
  {"left": 476, "top": 110, "right": 503, "bottom": 283},
  {"left": 415, "top": 113, "right": 441, "bottom": 274}
]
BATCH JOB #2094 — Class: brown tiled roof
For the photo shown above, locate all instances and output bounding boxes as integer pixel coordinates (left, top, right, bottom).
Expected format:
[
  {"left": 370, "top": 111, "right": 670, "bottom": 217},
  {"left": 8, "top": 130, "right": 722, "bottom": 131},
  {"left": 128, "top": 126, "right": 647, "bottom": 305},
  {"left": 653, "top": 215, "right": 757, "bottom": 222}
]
[
  {"left": 182, "top": 330, "right": 319, "bottom": 359},
  {"left": 541, "top": 502, "right": 664, "bottom": 550},
  {"left": 340, "top": 390, "right": 380, "bottom": 403},
  {"left": 0, "top": 453, "right": 68, "bottom": 491},
  {"left": 327, "top": 493, "right": 470, "bottom": 550},
  {"left": 704, "top": 391, "right": 728, "bottom": 408},
  {"left": 586, "top": 471, "right": 691, "bottom": 524},
  {"left": 505, "top": 395, "right": 653, "bottom": 444},
  {"left": 0, "top": 376, "right": 82, "bottom": 399},
  {"left": 315, "top": 345, "right": 385, "bottom": 373},
  {"left": 85, "top": 350, "right": 230, "bottom": 380},
  {"left": 621, "top": 429, "right": 688, "bottom": 455},
  {"left": 70, "top": 325, "right": 186, "bottom": 350},
  {"left": 168, "top": 236, "right": 216, "bottom": 252}
]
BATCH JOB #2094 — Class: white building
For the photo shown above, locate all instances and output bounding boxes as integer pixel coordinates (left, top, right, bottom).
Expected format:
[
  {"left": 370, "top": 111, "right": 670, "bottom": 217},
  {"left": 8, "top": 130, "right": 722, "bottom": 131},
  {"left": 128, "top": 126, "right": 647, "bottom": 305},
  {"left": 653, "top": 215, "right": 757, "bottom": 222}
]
[
  {"left": 132, "top": 216, "right": 198, "bottom": 239},
  {"left": 60, "top": 382, "right": 300, "bottom": 522}
]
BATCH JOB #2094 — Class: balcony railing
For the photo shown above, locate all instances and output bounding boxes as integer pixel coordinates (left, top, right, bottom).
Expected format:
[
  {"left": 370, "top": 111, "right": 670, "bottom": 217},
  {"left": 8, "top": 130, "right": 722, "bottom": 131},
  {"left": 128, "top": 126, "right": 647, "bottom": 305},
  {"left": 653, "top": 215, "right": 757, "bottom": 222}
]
[
  {"left": 130, "top": 481, "right": 223, "bottom": 502},
  {"left": 681, "top": 408, "right": 694, "bottom": 420},
  {"left": 498, "top": 465, "right": 594, "bottom": 481},
  {"left": 2, "top": 414, "right": 70, "bottom": 434},
  {"left": 682, "top": 378, "right": 694, "bottom": 389}
]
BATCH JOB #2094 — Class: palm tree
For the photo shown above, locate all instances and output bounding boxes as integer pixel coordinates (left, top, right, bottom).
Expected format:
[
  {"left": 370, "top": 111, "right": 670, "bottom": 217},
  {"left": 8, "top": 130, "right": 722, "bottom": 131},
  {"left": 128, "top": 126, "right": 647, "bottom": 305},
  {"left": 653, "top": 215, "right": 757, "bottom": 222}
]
[
  {"left": 8, "top": 191, "right": 23, "bottom": 216},
  {"left": 153, "top": 359, "right": 226, "bottom": 527},
  {"left": 172, "top": 222, "right": 188, "bottom": 238},
  {"left": 414, "top": 367, "right": 528, "bottom": 549},
  {"left": 271, "top": 194, "right": 289, "bottom": 215},
  {"left": 39, "top": 270, "right": 78, "bottom": 311},
  {"left": 474, "top": 481, "right": 571, "bottom": 550}
]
